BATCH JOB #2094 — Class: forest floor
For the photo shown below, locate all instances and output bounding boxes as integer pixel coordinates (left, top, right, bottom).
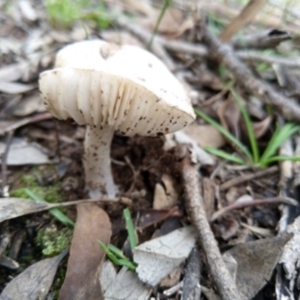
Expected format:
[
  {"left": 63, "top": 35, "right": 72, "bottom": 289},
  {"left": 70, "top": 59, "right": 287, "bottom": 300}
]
[{"left": 1, "top": 1, "right": 300, "bottom": 299}]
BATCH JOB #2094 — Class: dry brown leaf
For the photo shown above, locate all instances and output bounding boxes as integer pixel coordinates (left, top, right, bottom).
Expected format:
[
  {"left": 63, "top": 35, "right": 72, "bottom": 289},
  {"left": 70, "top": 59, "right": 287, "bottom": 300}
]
[
  {"left": 225, "top": 233, "right": 292, "bottom": 299},
  {"left": 153, "top": 174, "right": 178, "bottom": 210},
  {"left": 217, "top": 97, "right": 241, "bottom": 139},
  {"left": 252, "top": 115, "right": 272, "bottom": 139},
  {"left": 219, "top": 0, "right": 268, "bottom": 42},
  {"left": 0, "top": 198, "right": 51, "bottom": 223},
  {"left": 183, "top": 123, "right": 225, "bottom": 148},
  {"left": 59, "top": 203, "right": 112, "bottom": 300},
  {"left": 142, "top": 7, "right": 193, "bottom": 38},
  {"left": 0, "top": 250, "right": 67, "bottom": 299}
]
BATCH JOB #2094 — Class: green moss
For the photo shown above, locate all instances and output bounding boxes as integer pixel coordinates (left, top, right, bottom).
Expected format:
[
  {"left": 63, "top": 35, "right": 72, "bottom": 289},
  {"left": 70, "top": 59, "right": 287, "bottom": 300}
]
[
  {"left": 36, "top": 225, "right": 72, "bottom": 257},
  {"left": 11, "top": 173, "right": 64, "bottom": 203}
]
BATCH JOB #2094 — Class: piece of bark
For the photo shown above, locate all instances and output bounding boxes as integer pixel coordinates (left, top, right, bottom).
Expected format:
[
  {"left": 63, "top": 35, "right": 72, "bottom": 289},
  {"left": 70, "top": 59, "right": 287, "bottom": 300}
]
[{"left": 181, "top": 246, "right": 201, "bottom": 300}]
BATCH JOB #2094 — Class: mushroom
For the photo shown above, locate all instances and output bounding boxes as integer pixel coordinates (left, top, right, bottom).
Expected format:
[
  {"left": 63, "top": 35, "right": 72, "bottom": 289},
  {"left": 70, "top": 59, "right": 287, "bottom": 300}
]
[{"left": 39, "top": 40, "right": 195, "bottom": 198}]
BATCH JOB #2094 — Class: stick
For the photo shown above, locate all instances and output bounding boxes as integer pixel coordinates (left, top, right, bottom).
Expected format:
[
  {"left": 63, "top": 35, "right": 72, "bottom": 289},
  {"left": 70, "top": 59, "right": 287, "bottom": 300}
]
[{"left": 182, "top": 158, "right": 246, "bottom": 300}]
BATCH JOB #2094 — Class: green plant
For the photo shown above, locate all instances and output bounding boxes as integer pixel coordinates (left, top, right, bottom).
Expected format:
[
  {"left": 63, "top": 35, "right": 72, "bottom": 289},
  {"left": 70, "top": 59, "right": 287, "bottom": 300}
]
[
  {"left": 36, "top": 225, "right": 72, "bottom": 256},
  {"left": 24, "top": 189, "right": 75, "bottom": 227},
  {"left": 45, "top": 0, "right": 113, "bottom": 29},
  {"left": 99, "top": 208, "right": 138, "bottom": 271},
  {"left": 10, "top": 173, "right": 74, "bottom": 226},
  {"left": 194, "top": 89, "right": 300, "bottom": 167}
]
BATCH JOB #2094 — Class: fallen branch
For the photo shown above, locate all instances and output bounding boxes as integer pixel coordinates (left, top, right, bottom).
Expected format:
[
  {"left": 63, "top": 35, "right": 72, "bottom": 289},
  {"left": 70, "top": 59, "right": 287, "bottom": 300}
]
[
  {"left": 182, "top": 157, "right": 246, "bottom": 300},
  {"left": 199, "top": 17, "right": 300, "bottom": 122},
  {"left": 118, "top": 21, "right": 300, "bottom": 68},
  {"left": 220, "top": 165, "right": 279, "bottom": 191}
]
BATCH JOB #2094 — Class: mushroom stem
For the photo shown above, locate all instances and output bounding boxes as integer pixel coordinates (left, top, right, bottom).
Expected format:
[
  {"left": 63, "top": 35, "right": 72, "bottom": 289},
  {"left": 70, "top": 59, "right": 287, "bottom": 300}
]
[{"left": 84, "top": 125, "right": 118, "bottom": 198}]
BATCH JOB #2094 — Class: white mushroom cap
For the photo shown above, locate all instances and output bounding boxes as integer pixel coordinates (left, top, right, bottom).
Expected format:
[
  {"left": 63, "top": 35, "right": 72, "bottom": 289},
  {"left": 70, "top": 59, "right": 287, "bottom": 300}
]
[{"left": 39, "top": 40, "right": 195, "bottom": 136}]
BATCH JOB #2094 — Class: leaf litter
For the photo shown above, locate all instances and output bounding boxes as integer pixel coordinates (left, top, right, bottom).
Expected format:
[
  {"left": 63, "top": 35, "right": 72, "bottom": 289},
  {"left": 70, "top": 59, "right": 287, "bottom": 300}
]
[{"left": 1, "top": 0, "right": 300, "bottom": 299}]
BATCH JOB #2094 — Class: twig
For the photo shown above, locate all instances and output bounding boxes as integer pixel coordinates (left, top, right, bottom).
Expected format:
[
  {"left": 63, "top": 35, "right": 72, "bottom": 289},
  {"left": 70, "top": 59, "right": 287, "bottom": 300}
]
[
  {"left": 199, "top": 17, "right": 300, "bottom": 122},
  {"left": 1, "top": 131, "right": 14, "bottom": 197},
  {"left": 220, "top": 165, "right": 278, "bottom": 191},
  {"left": 210, "top": 197, "right": 297, "bottom": 222},
  {"left": 182, "top": 158, "right": 246, "bottom": 300},
  {"left": 231, "top": 29, "right": 291, "bottom": 49},
  {"left": 120, "top": 21, "right": 300, "bottom": 68}
]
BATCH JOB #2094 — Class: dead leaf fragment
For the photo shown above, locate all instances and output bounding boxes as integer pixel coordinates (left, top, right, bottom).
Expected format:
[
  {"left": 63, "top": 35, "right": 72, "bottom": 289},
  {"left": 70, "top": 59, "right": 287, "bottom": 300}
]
[
  {"left": 0, "top": 81, "right": 35, "bottom": 94},
  {"left": 0, "top": 250, "right": 67, "bottom": 300},
  {"left": 220, "top": 0, "right": 268, "bottom": 42},
  {"left": 153, "top": 174, "right": 178, "bottom": 210},
  {"left": 0, "top": 138, "right": 53, "bottom": 165},
  {"left": 224, "top": 233, "right": 292, "bottom": 299},
  {"left": 103, "top": 266, "right": 152, "bottom": 300},
  {"left": 276, "top": 216, "right": 300, "bottom": 297},
  {"left": 0, "top": 198, "right": 49, "bottom": 223},
  {"left": 59, "top": 203, "right": 112, "bottom": 300},
  {"left": 134, "top": 226, "right": 196, "bottom": 287},
  {"left": 183, "top": 123, "right": 225, "bottom": 148}
]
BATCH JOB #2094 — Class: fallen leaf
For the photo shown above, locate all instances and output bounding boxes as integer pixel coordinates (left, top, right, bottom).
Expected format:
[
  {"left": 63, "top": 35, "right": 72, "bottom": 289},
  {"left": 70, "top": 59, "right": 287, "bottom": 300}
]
[
  {"left": 165, "top": 130, "right": 215, "bottom": 166},
  {"left": 276, "top": 215, "right": 300, "bottom": 297},
  {"left": 0, "top": 198, "right": 119, "bottom": 223},
  {"left": 134, "top": 226, "right": 196, "bottom": 287},
  {"left": 224, "top": 233, "right": 292, "bottom": 299},
  {"left": 137, "top": 207, "right": 182, "bottom": 230},
  {"left": 12, "top": 92, "right": 45, "bottom": 117},
  {"left": 252, "top": 115, "right": 272, "bottom": 139},
  {"left": 0, "top": 81, "right": 35, "bottom": 94},
  {"left": 0, "top": 250, "right": 67, "bottom": 299},
  {"left": 183, "top": 123, "right": 226, "bottom": 148},
  {"left": 0, "top": 63, "right": 28, "bottom": 82},
  {"left": 59, "top": 203, "right": 112, "bottom": 300},
  {"left": 0, "top": 198, "right": 50, "bottom": 223},
  {"left": 0, "top": 138, "right": 54, "bottom": 165},
  {"left": 219, "top": 0, "right": 268, "bottom": 42},
  {"left": 103, "top": 266, "right": 152, "bottom": 300},
  {"left": 153, "top": 174, "right": 178, "bottom": 210},
  {"left": 144, "top": 7, "right": 193, "bottom": 38},
  {"left": 217, "top": 97, "right": 241, "bottom": 139}
]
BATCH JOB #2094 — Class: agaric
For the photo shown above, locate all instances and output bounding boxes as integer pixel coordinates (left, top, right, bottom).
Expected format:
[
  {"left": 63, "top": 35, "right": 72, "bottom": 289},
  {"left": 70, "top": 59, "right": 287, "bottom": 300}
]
[{"left": 39, "top": 40, "right": 195, "bottom": 198}]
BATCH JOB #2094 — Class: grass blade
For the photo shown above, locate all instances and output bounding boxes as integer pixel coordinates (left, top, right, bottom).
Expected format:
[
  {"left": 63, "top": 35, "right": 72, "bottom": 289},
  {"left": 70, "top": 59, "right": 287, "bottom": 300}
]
[
  {"left": 147, "top": 0, "right": 170, "bottom": 50},
  {"left": 262, "top": 155, "right": 300, "bottom": 165},
  {"left": 205, "top": 147, "right": 247, "bottom": 165},
  {"left": 260, "top": 123, "right": 300, "bottom": 164},
  {"left": 194, "top": 108, "right": 253, "bottom": 162},
  {"left": 123, "top": 208, "right": 138, "bottom": 250},
  {"left": 24, "top": 188, "right": 74, "bottom": 227},
  {"left": 231, "top": 88, "right": 260, "bottom": 164}
]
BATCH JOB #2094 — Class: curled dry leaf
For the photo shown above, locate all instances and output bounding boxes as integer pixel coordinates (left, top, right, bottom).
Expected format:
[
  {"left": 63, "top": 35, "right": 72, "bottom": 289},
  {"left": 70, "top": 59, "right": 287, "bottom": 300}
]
[
  {"left": 0, "top": 250, "right": 67, "bottom": 299},
  {"left": 59, "top": 203, "right": 112, "bottom": 300},
  {"left": 252, "top": 115, "right": 272, "bottom": 139},
  {"left": 153, "top": 174, "right": 178, "bottom": 210},
  {"left": 183, "top": 123, "right": 226, "bottom": 148}
]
